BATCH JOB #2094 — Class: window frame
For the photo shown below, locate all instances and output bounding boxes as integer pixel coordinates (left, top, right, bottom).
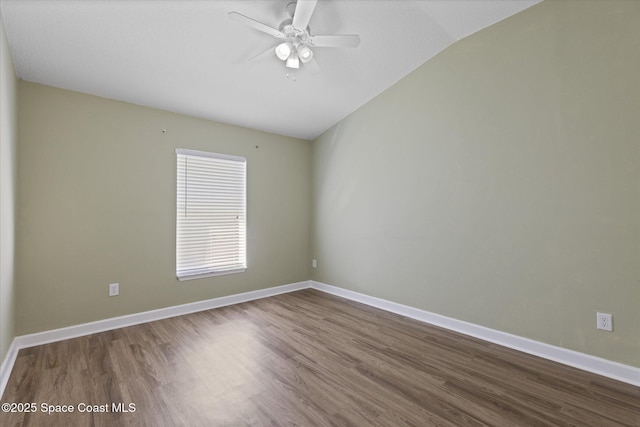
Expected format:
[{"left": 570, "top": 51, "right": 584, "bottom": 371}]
[{"left": 175, "top": 148, "right": 247, "bottom": 281}]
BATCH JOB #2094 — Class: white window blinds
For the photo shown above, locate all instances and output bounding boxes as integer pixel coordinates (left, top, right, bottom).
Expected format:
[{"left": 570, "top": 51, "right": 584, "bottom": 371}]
[{"left": 176, "top": 149, "right": 247, "bottom": 280}]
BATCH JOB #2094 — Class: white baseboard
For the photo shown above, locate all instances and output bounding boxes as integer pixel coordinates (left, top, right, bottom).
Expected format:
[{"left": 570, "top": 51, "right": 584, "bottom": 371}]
[
  {"left": 2, "top": 279, "right": 637, "bottom": 399},
  {"left": 0, "top": 280, "right": 311, "bottom": 398},
  {"left": 14, "top": 281, "right": 310, "bottom": 350},
  {"left": 0, "top": 340, "right": 19, "bottom": 399},
  {"left": 310, "top": 280, "right": 640, "bottom": 387}
]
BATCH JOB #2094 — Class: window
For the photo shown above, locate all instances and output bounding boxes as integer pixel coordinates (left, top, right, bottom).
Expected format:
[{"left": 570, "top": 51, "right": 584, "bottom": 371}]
[{"left": 176, "top": 149, "right": 246, "bottom": 280}]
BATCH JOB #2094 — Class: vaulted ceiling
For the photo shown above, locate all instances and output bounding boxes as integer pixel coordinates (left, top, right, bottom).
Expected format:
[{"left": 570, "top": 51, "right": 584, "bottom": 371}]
[{"left": 0, "top": 0, "right": 539, "bottom": 140}]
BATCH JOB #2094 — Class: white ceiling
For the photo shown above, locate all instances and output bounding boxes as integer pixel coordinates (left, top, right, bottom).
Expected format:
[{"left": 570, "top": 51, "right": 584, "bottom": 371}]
[{"left": 0, "top": 0, "right": 539, "bottom": 140}]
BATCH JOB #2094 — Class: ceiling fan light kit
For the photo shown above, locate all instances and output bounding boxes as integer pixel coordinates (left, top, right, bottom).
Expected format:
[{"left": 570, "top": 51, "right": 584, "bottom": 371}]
[
  {"left": 229, "top": 0, "right": 360, "bottom": 71},
  {"left": 275, "top": 42, "right": 313, "bottom": 69},
  {"left": 298, "top": 45, "right": 313, "bottom": 64},
  {"left": 286, "top": 53, "right": 300, "bottom": 69},
  {"left": 275, "top": 42, "right": 292, "bottom": 61}
]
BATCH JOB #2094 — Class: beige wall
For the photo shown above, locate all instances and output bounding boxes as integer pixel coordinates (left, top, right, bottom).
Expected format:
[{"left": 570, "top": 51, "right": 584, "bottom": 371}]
[
  {"left": 311, "top": 1, "right": 640, "bottom": 367},
  {"left": 0, "top": 14, "right": 17, "bottom": 361},
  {"left": 17, "top": 82, "right": 311, "bottom": 335},
  {"left": 8, "top": 0, "right": 640, "bottom": 370}
]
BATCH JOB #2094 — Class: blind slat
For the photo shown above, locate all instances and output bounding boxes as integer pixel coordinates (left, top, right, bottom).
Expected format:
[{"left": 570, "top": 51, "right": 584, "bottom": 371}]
[{"left": 176, "top": 151, "right": 247, "bottom": 279}]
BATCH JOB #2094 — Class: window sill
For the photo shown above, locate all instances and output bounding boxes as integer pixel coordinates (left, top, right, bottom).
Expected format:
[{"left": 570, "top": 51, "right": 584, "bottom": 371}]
[{"left": 177, "top": 268, "right": 246, "bottom": 282}]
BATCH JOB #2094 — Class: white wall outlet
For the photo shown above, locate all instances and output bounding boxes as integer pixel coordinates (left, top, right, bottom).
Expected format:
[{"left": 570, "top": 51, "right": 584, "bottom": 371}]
[
  {"left": 596, "top": 312, "right": 612, "bottom": 331},
  {"left": 312, "top": 259, "right": 317, "bottom": 268},
  {"left": 109, "top": 283, "right": 119, "bottom": 297}
]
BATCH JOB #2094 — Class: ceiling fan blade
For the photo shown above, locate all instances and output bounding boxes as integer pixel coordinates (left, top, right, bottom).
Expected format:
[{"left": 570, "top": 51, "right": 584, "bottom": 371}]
[
  {"left": 249, "top": 46, "right": 277, "bottom": 63},
  {"left": 308, "top": 34, "right": 360, "bottom": 48},
  {"left": 228, "top": 12, "right": 284, "bottom": 39},
  {"left": 306, "top": 58, "right": 322, "bottom": 75},
  {"left": 292, "top": 0, "right": 317, "bottom": 30}
]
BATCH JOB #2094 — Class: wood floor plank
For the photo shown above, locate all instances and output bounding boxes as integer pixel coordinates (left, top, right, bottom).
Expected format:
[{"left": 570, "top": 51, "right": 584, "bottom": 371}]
[{"left": 1, "top": 289, "right": 638, "bottom": 426}]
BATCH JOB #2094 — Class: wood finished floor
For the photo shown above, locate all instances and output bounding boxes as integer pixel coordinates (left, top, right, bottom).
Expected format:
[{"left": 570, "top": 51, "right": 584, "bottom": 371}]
[{"left": 1, "top": 289, "right": 638, "bottom": 426}]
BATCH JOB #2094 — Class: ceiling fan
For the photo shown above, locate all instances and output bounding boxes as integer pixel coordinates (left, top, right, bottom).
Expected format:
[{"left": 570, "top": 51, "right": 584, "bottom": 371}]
[{"left": 229, "top": 0, "right": 360, "bottom": 70}]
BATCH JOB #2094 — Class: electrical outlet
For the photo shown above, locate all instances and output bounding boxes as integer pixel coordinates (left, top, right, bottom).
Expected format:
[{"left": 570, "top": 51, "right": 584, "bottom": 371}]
[
  {"left": 312, "top": 259, "right": 317, "bottom": 268},
  {"left": 109, "top": 283, "right": 119, "bottom": 297},
  {"left": 596, "top": 312, "right": 612, "bottom": 331}
]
